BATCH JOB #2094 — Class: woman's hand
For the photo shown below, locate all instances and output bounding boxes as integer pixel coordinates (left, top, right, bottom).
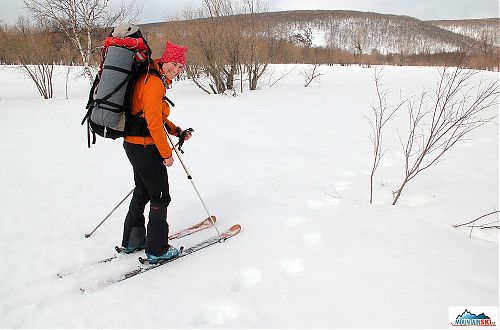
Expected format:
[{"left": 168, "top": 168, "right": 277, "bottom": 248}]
[{"left": 163, "top": 156, "right": 174, "bottom": 167}]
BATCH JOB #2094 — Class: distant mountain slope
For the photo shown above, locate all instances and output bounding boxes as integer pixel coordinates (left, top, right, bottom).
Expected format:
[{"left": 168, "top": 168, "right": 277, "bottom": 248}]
[
  {"left": 142, "top": 10, "right": 496, "bottom": 55},
  {"left": 259, "top": 10, "right": 477, "bottom": 54},
  {"left": 428, "top": 18, "right": 500, "bottom": 46}
]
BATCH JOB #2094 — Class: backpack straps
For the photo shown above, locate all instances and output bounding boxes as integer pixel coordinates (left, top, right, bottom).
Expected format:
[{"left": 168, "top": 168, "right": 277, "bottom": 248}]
[
  {"left": 82, "top": 75, "right": 101, "bottom": 148},
  {"left": 148, "top": 68, "right": 175, "bottom": 107},
  {"left": 87, "top": 119, "right": 96, "bottom": 148},
  {"left": 85, "top": 75, "right": 100, "bottom": 110}
]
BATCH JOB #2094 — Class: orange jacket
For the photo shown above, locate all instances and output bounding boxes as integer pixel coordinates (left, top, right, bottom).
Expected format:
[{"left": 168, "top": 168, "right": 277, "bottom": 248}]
[{"left": 124, "top": 60, "right": 179, "bottom": 159}]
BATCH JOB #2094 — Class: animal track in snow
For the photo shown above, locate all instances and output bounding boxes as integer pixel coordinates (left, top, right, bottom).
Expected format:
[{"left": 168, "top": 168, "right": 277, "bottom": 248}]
[
  {"left": 302, "top": 232, "right": 323, "bottom": 247},
  {"left": 306, "top": 199, "right": 323, "bottom": 210},
  {"left": 456, "top": 142, "right": 473, "bottom": 148},
  {"left": 401, "top": 194, "right": 436, "bottom": 207},
  {"left": 284, "top": 216, "right": 305, "bottom": 227},
  {"left": 279, "top": 258, "right": 305, "bottom": 278},
  {"left": 381, "top": 160, "right": 394, "bottom": 168},
  {"left": 189, "top": 304, "right": 239, "bottom": 327},
  {"left": 334, "top": 181, "right": 352, "bottom": 192},
  {"left": 230, "top": 268, "right": 263, "bottom": 291},
  {"left": 341, "top": 170, "right": 356, "bottom": 177}
]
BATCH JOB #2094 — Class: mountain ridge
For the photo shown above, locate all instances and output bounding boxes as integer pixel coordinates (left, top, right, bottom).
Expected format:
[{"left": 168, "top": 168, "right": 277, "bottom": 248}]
[{"left": 141, "top": 10, "right": 498, "bottom": 54}]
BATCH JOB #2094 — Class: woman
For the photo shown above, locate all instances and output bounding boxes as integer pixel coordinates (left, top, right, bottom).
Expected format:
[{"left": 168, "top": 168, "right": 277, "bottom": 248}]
[{"left": 121, "top": 41, "right": 191, "bottom": 264}]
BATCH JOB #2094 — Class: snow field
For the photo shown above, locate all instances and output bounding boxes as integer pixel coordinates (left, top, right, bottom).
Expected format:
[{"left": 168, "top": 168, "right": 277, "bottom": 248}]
[{"left": 0, "top": 64, "right": 497, "bottom": 328}]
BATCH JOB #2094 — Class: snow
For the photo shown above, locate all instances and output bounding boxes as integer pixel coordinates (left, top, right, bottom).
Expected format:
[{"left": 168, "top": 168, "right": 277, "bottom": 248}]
[{"left": 0, "top": 64, "right": 498, "bottom": 328}]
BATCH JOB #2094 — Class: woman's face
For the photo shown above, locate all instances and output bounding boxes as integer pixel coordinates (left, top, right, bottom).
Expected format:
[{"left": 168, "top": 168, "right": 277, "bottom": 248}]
[{"left": 162, "top": 61, "right": 184, "bottom": 80}]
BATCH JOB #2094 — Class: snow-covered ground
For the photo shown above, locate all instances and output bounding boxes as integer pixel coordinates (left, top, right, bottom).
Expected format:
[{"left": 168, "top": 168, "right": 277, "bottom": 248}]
[{"left": 0, "top": 64, "right": 498, "bottom": 328}]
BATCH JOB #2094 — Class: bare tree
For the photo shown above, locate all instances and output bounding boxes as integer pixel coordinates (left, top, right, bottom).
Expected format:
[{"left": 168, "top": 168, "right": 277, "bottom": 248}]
[
  {"left": 302, "top": 63, "right": 323, "bottom": 87},
  {"left": 392, "top": 66, "right": 499, "bottom": 205},
  {"left": 174, "top": 0, "right": 241, "bottom": 94},
  {"left": 367, "top": 69, "right": 406, "bottom": 204},
  {"left": 291, "top": 27, "right": 313, "bottom": 48},
  {"left": 244, "top": 0, "right": 272, "bottom": 91},
  {"left": 172, "top": 0, "right": 271, "bottom": 93},
  {"left": 478, "top": 30, "right": 495, "bottom": 57},
  {"left": 221, "top": 3, "right": 247, "bottom": 92},
  {"left": 352, "top": 25, "right": 367, "bottom": 65},
  {"left": 23, "top": 0, "right": 141, "bottom": 85}
]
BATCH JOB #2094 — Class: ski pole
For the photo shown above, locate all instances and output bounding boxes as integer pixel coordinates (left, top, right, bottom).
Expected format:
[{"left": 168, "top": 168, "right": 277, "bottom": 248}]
[
  {"left": 84, "top": 188, "right": 134, "bottom": 238},
  {"left": 163, "top": 125, "right": 223, "bottom": 241}
]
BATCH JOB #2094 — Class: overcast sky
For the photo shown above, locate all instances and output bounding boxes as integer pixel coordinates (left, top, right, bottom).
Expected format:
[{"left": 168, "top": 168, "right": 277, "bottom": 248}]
[{"left": 1, "top": 0, "right": 499, "bottom": 25}]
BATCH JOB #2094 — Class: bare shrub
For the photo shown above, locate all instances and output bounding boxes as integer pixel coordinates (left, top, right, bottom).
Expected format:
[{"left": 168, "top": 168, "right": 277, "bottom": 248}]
[
  {"left": 367, "top": 69, "right": 406, "bottom": 203},
  {"left": 302, "top": 63, "right": 323, "bottom": 87},
  {"left": 0, "top": 18, "right": 56, "bottom": 99},
  {"left": 392, "top": 66, "right": 499, "bottom": 205},
  {"left": 266, "top": 65, "right": 296, "bottom": 87}
]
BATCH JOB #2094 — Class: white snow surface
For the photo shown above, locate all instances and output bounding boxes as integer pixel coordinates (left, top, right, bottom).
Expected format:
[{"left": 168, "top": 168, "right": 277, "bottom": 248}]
[{"left": 0, "top": 64, "right": 498, "bottom": 328}]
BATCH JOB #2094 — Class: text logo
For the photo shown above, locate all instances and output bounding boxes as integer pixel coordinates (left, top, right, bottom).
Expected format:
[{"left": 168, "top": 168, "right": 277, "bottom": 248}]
[{"left": 450, "top": 308, "right": 497, "bottom": 327}]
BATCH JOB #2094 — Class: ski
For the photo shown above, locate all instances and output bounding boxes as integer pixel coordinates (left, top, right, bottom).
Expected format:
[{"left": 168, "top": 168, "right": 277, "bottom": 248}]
[
  {"left": 56, "top": 216, "right": 217, "bottom": 278},
  {"left": 80, "top": 224, "right": 241, "bottom": 294}
]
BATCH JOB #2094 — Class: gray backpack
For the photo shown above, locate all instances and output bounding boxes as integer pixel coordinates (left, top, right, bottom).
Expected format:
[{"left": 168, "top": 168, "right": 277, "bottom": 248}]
[{"left": 82, "top": 24, "right": 151, "bottom": 147}]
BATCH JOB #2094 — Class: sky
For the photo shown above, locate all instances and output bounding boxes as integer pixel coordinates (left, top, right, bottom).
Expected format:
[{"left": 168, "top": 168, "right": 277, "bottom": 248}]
[{"left": 1, "top": 0, "right": 499, "bottom": 25}]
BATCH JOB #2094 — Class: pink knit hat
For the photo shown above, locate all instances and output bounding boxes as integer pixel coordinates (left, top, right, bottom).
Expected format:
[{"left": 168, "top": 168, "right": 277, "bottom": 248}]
[{"left": 160, "top": 41, "right": 187, "bottom": 65}]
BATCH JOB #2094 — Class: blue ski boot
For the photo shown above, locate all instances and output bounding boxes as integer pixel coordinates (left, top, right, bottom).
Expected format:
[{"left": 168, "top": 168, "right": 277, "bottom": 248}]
[
  {"left": 123, "top": 244, "right": 146, "bottom": 254},
  {"left": 146, "top": 246, "right": 180, "bottom": 264}
]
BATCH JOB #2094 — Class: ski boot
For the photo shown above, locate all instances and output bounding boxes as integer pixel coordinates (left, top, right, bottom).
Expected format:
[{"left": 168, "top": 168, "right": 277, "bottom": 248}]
[
  {"left": 120, "top": 227, "right": 146, "bottom": 254},
  {"left": 145, "top": 246, "right": 180, "bottom": 264}
]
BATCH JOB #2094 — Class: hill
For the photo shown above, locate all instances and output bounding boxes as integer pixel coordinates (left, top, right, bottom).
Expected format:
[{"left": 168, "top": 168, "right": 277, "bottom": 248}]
[
  {"left": 141, "top": 10, "right": 497, "bottom": 55},
  {"left": 428, "top": 18, "right": 500, "bottom": 47}
]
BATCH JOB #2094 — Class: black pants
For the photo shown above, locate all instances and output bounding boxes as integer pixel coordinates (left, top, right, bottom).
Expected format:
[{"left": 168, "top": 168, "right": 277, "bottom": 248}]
[{"left": 122, "top": 141, "right": 171, "bottom": 256}]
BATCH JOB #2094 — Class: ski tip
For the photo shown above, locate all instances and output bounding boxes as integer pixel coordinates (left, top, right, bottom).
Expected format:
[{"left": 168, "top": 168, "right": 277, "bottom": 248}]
[
  {"left": 207, "top": 215, "right": 217, "bottom": 223},
  {"left": 138, "top": 257, "right": 146, "bottom": 264},
  {"left": 220, "top": 224, "right": 241, "bottom": 241},
  {"left": 229, "top": 224, "right": 241, "bottom": 233}
]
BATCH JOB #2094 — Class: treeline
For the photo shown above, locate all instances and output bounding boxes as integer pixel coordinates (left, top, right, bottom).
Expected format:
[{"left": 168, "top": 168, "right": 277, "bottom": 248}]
[
  {"left": 293, "top": 46, "right": 500, "bottom": 71},
  {"left": 0, "top": 19, "right": 74, "bottom": 65},
  {"left": 2, "top": 21, "right": 496, "bottom": 70},
  {"left": 0, "top": 1, "right": 498, "bottom": 98}
]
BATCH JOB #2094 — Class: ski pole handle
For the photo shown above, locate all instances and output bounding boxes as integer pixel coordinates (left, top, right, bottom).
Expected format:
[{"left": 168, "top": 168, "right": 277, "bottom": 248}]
[{"left": 178, "top": 128, "right": 194, "bottom": 154}]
